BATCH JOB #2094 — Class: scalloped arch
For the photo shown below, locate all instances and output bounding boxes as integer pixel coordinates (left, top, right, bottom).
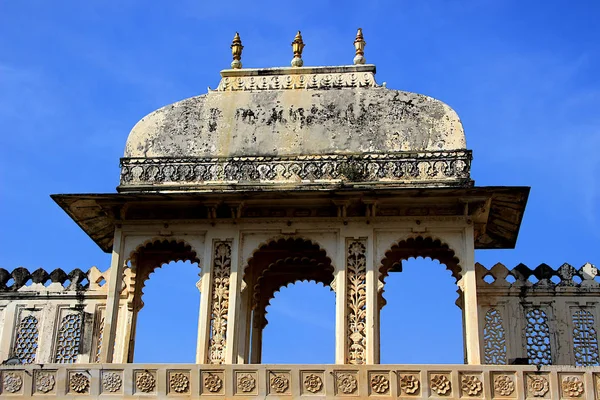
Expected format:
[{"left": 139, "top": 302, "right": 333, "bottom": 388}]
[
  {"left": 128, "top": 238, "right": 201, "bottom": 311},
  {"left": 379, "top": 235, "right": 462, "bottom": 308}
]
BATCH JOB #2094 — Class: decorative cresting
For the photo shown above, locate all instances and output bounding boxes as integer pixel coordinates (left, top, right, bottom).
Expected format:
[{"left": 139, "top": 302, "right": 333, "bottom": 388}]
[
  {"left": 345, "top": 238, "right": 367, "bottom": 364},
  {"left": 572, "top": 309, "right": 599, "bottom": 366},
  {"left": 483, "top": 308, "right": 507, "bottom": 365},
  {"left": 378, "top": 236, "right": 461, "bottom": 309},
  {"left": 208, "top": 241, "right": 232, "bottom": 364},
  {"left": 13, "top": 315, "right": 39, "bottom": 364},
  {"left": 0, "top": 266, "right": 102, "bottom": 291},
  {"left": 526, "top": 308, "right": 552, "bottom": 365},
  {"left": 55, "top": 313, "right": 83, "bottom": 363},
  {"left": 120, "top": 151, "right": 472, "bottom": 189}
]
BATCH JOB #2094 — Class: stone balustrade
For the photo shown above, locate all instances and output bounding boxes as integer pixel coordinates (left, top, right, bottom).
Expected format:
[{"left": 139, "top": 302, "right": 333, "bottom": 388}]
[{"left": 0, "top": 364, "right": 598, "bottom": 398}]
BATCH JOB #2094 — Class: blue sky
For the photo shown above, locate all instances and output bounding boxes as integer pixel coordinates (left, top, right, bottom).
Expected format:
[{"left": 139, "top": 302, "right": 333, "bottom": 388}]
[{"left": 0, "top": 1, "right": 598, "bottom": 364}]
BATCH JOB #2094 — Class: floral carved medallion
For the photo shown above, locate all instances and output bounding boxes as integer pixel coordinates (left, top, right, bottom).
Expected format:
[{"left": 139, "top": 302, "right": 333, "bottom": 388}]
[
  {"left": 136, "top": 371, "right": 156, "bottom": 393},
  {"left": 169, "top": 372, "right": 189, "bottom": 394},
  {"left": 270, "top": 373, "right": 290, "bottom": 393},
  {"left": 237, "top": 373, "right": 256, "bottom": 393},
  {"left": 69, "top": 372, "right": 90, "bottom": 394},
  {"left": 35, "top": 372, "right": 55, "bottom": 393},
  {"left": 493, "top": 375, "right": 515, "bottom": 396},
  {"left": 303, "top": 373, "right": 323, "bottom": 393},
  {"left": 461, "top": 375, "right": 483, "bottom": 396},
  {"left": 3, "top": 372, "right": 22, "bottom": 393},
  {"left": 370, "top": 374, "right": 390, "bottom": 394},
  {"left": 399, "top": 374, "right": 420, "bottom": 395},
  {"left": 102, "top": 372, "right": 122, "bottom": 393},
  {"left": 561, "top": 376, "right": 584, "bottom": 398},
  {"left": 336, "top": 373, "right": 358, "bottom": 394},
  {"left": 528, "top": 375, "right": 549, "bottom": 397},
  {"left": 431, "top": 374, "right": 452, "bottom": 396},
  {"left": 203, "top": 373, "right": 221, "bottom": 393}
]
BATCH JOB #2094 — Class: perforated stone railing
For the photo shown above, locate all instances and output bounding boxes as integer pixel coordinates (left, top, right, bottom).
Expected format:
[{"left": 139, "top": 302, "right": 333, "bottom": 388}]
[
  {"left": 0, "top": 364, "right": 598, "bottom": 398},
  {"left": 476, "top": 262, "right": 600, "bottom": 367},
  {"left": 0, "top": 266, "right": 132, "bottom": 365},
  {"left": 118, "top": 151, "right": 473, "bottom": 190}
]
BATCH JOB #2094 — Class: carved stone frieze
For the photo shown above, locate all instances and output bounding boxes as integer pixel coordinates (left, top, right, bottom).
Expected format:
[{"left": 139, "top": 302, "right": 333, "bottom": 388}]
[
  {"left": 345, "top": 239, "right": 367, "bottom": 364},
  {"left": 208, "top": 241, "right": 232, "bottom": 364},
  {"left": 119, "top": 151, "right": 472, "bottom": 188},
  {"left": 216, "top": 70, "right": 378, "bottom": 91}
]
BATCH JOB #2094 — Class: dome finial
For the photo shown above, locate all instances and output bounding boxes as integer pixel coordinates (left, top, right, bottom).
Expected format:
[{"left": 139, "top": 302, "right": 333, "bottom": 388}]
[
  {"left": 291, "top": 31, "right": 305, "bottom": 67},
  {"left": 353, "top": 28, "right": 366, "bottom": 65},
  {"left": 230, "top": 32, "right": 244, "bottom": 69}
]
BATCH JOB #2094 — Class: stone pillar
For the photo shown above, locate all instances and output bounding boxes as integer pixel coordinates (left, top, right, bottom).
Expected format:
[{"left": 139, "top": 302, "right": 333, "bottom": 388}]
[
  {"left": 225, "top": 234, "right": 241, "bottom": 364},
  {"left": 462, "top": 225, "right": 482, "bottom": 364},
  {"left": 344, "top": 237, "right": 368, "bottom": 364},
  {"left": 334, "top": 233, "right": 347, "bottom": 364},
  {"left": 197, "top": 238, "right": 233, "bottom": 364},
  {"left": 100, "top": 226, "right": 125, "bottom": 363}
]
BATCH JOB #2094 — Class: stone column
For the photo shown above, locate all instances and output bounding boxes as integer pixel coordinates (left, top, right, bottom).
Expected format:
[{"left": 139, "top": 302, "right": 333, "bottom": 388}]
[
  {"left": 100, "top": 226, "right": 125, "bottom": 363},
  {"left": 344, "top": 237, "right": 368, "bottom": 364},
  {"left": 197, "top": 238, "right": 233, "bottom": 364},
  {"left": 334, "top": 232, "right": 347, "bottom": 364},
  {"left": 462, "top": 225, "right": 482, "bottom": 364},
  {"left": 225, "top": 234, "right": 241, "bottom": 364}
]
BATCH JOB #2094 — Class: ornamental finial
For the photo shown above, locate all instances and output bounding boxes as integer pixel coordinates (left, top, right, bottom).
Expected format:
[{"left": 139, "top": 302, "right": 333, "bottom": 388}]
[
  {"left": 230, "top": 32, "right": 243, "bottom": 69},
  {"left": 291, "top": 31, "right": 305, "bottom": 67},
  {"left": 353, "top": 28, "right": 366, "bottom": 65}
]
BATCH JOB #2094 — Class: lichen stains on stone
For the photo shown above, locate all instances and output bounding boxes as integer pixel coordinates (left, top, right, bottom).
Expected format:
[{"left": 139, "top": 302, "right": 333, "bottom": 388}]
[{"left": 124, "top": 84, "right": 465, "bottom": 159}]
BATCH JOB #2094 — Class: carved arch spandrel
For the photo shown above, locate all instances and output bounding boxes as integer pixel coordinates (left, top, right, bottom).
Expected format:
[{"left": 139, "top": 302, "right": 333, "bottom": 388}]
[{"left": 378, "top": 235, "right": 462, "bottom": 309}]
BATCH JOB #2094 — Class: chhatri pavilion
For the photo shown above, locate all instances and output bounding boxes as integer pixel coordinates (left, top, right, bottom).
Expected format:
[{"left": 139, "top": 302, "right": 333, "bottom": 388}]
[{"left": 0, "top": 30, "right": 599, "bottom": 399}]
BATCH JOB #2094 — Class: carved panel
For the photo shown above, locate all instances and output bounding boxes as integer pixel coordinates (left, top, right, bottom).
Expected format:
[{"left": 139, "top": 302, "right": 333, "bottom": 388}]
[
  {"left": 572, "top": 309, "right": 600, "bottom": 366},
  {"left": 217, "top": 71, "right": 378, "bottom": 91},
  {"left": 94, "top": 316, "right": 104, "bottom": 363},
  {"left": 120, "top": 151, "right": 472, "bottom": 188},
  {"left": 346, "top": 239, "right": 367, "bottom": 364},
  {"left": 483, "top": 308, "right": 507, "bottom": 365},
  {"left": 525, "top": 308, "right": 552, "bottom": 365},
  {"left": 55, "top": 313, "right": 83, "bottom": 363},
  {"left": 207, "top": 241, "right": 232, "bottom": 364},
  {"left": 13, "top": 314, "right": 39, "bottom": 364}
]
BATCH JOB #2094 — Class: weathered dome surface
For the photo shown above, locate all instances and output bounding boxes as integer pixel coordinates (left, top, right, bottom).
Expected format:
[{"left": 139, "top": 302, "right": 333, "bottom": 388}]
[{"left": 124, "top": 65, "right": 465, "bottom": 158}]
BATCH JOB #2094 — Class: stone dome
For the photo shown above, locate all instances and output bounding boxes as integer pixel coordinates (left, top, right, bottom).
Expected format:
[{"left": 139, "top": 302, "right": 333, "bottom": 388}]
[{"left": 124, "top": 65, "right": 466, "bottom": 159}]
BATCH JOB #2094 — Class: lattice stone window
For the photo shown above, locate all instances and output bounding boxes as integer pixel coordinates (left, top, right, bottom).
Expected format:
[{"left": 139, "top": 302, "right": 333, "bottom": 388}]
[
  {"left": 55, "top": 313, "right": 83, "bottom": 363},
  {"left": 13, "top": 315, "right": 39, "bottom": 364},
  {"left": 572, "top": 309, "right": 600, "bottom": 366},
  {"left": 525, "top": 308, "right": 552, "bottom": 365},
  {"left": 483, "top": 308, "right": 507, "bottom": 364}
]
